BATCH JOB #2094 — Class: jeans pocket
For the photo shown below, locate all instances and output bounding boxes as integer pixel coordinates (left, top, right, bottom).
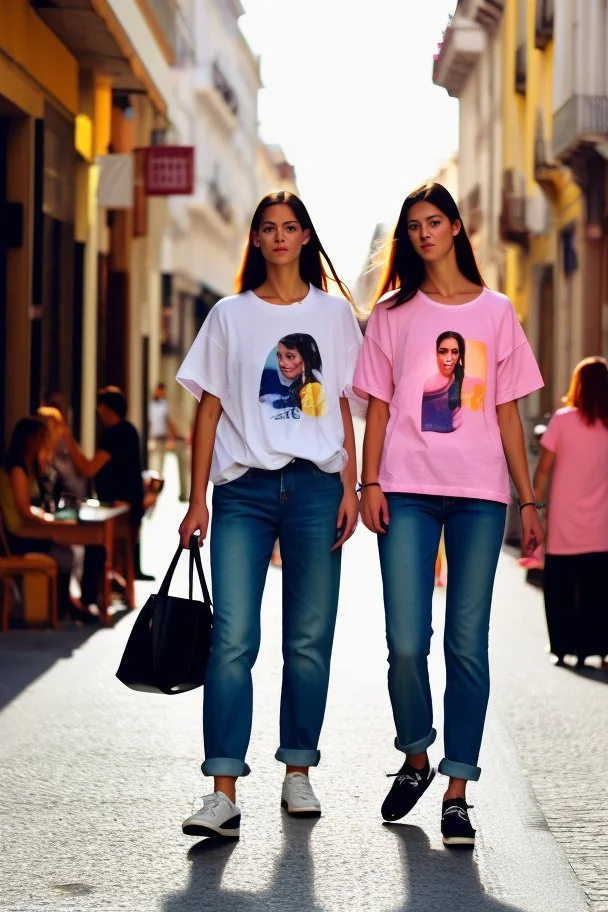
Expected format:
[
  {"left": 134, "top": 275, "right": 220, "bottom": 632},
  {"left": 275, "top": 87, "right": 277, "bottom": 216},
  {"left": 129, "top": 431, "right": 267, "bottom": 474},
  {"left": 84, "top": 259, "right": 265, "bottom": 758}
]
[{"left": 310, "top": 463, "right": 341, "bottom": 482}]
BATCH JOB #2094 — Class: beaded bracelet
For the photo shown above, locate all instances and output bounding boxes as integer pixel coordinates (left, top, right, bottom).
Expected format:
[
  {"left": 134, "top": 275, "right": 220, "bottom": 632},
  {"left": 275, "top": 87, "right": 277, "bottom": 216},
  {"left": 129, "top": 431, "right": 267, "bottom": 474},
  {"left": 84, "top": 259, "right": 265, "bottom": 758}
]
[{"left": 519, "top": 501, "right": 546, "bottom": 512}]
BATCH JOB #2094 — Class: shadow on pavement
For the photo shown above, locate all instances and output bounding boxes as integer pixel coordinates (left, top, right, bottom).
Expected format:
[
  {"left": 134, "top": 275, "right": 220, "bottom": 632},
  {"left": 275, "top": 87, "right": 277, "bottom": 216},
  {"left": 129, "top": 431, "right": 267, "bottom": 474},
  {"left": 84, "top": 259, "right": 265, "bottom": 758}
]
[
  {"left": 163, "top": 814, "right": 324, "bottom": 912},
  {"left": 563, "top": 664, "right": 608, "bottom": 685},
  {"left": 385, "top": 823, "right": 528, "bottom": 912},
  {"left": 0, "top": 626, "right": 98, "bottom": 712}
]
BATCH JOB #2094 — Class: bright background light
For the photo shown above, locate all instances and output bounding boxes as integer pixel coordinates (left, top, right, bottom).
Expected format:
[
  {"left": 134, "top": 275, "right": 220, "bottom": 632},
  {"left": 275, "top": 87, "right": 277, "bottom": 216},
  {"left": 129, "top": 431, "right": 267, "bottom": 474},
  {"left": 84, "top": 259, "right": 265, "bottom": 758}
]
[{"left": 240, "top": 0, "right": 459, "bottom": 285}]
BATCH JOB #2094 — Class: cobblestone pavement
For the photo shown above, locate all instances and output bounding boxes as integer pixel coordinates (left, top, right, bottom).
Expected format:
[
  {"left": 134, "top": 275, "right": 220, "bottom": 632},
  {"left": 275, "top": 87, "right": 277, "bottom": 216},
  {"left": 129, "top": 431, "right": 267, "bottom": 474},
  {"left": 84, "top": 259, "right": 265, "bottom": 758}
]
[{"left": 0, "top": 447, "right": 604, "bottom": 912}]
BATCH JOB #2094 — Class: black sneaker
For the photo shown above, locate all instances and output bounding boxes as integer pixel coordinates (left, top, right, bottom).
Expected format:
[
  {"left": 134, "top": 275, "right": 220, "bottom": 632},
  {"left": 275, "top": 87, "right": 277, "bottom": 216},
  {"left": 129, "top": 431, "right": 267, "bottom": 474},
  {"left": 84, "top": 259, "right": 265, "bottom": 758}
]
[
  {"left": 381, "top": 759, "right": 436, "bottom": 821},
  {"left": 441, "top": 798, "right": 476, "bottom": 848}
]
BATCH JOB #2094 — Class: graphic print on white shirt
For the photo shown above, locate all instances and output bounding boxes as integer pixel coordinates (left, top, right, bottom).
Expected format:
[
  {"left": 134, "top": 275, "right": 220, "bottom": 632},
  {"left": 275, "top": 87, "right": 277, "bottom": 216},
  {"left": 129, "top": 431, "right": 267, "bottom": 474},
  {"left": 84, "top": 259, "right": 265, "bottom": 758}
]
[{"left": 259, "top": 333, "right": 328, "bottom": 420}]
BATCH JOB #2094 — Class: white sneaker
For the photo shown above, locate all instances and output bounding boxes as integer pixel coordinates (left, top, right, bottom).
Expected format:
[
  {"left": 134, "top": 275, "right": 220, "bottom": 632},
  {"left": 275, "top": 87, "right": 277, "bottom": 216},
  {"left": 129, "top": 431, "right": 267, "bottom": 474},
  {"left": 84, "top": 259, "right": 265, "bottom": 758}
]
[
  {"left": 281, "top": 772, "right": 321, "bottom": 817},
  {"left": 182, "top": 791, "right": 241, "bottom": 838}
]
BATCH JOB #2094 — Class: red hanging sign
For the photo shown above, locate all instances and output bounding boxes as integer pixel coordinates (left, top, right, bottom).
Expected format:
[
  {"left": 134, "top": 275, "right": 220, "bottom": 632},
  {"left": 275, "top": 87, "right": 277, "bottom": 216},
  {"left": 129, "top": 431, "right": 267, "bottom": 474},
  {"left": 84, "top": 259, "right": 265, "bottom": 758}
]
[{"left": 141, "top": 146, "right": 195, "bottom": 196}]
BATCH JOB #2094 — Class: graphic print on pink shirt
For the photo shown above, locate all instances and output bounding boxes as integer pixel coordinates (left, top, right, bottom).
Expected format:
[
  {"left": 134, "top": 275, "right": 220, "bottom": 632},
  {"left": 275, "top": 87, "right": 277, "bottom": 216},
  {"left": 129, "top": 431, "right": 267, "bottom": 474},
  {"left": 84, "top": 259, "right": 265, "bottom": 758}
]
[{"left": 421, "top": 331, "right": 487, "bottom": 433}]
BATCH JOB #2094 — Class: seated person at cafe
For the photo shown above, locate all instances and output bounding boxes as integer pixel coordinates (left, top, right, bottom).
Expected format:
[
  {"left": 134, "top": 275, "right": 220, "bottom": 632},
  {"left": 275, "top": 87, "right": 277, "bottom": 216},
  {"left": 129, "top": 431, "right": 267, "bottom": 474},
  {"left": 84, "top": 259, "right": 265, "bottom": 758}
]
[
  {"left": 39, "top": 392, "right": 89, "bottom": 502},
  {"left": 65, "top": 386, "right": 155, "bottom": 595},
  {"left": 0, "top": 416, "right": 97, "bottom": 624}
]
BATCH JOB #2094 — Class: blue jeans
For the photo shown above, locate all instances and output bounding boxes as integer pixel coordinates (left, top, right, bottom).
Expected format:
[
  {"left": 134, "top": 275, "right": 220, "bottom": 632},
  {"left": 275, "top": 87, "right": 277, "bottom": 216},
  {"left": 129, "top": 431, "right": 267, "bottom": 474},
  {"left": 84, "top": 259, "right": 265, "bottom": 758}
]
[
  {"left": 378, "top": 494, "right": 506, "bottom": 781},
  {"left": 202, "top": 459, "right": 343, "bottom": 777}
]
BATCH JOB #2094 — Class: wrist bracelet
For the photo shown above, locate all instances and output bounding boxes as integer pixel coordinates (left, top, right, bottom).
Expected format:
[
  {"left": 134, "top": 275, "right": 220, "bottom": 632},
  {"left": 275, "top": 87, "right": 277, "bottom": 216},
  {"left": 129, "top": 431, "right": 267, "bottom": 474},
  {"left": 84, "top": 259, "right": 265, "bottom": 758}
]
[
  {"left": 356, "top": 482, "right": 381, "bottom": 493},
  {"left": 519, "top": 501, "right": 546, "bottom": 512}
]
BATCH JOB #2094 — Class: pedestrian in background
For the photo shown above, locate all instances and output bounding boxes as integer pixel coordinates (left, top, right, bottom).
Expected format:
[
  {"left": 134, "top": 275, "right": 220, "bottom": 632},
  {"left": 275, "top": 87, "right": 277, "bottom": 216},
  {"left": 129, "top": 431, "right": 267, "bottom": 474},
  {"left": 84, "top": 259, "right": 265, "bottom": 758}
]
[
  {"left": 533, "top": 357, "right": 608, "bottom": 668},
  {"left": 148, "top": 382, "right": 189, "bottom": 502},
  {"left": 354, "top": 181, "right": 544, "bottom": 847},
  {"left": 65, "top": 386, "right": 157, "bottom": 598},
  {"left": 177, "top": 189, "right": 363, "bottom": 840}
]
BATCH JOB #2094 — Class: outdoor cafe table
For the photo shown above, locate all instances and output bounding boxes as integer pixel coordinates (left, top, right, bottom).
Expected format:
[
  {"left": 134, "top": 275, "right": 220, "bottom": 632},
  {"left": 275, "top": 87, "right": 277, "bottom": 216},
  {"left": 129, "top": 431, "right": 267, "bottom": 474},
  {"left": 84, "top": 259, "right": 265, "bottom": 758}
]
[{"left": 48, "top": 503, "right": 135, "bottom": 623}]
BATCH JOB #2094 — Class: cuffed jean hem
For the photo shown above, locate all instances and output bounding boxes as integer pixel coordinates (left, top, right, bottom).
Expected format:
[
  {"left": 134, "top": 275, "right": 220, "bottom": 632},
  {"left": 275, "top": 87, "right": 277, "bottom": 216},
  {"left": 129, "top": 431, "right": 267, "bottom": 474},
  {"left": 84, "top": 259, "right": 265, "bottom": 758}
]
[
  {"left": 394, "top": 728, "right": 437, "bottom": 756},
  {"left": 438, "top": 758, "right": 481, "bottom": 781},
  {"left": 201, "top": 758, "right": 251, "bottom": 777},
  {"left": 275, "top": 748, "right": 321, "bottom": 767}
]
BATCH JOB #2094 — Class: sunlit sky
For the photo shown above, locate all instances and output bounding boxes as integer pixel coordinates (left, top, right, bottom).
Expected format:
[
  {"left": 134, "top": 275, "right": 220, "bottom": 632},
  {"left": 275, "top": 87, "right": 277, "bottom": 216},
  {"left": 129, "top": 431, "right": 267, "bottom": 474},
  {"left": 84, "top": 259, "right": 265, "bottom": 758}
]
[{"left": 240, "top": 0, "right": 459, "bottom": 286}]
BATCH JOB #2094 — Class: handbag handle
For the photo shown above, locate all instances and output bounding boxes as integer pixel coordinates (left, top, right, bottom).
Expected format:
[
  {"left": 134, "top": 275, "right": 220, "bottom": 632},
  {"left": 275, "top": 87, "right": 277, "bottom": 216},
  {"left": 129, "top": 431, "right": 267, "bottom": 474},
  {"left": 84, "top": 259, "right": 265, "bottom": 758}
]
[
  {"left": 189, "top": 537, "right": 212, "bottom": 605},
  {"left": 157, "top": 535, "right": 212, "bottom": 606}
]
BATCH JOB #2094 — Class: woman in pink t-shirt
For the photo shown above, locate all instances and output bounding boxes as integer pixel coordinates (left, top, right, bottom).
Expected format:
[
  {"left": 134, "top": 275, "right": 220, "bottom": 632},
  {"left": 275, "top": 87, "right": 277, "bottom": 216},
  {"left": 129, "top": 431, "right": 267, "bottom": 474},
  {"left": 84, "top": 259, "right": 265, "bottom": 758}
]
[
  {"left": 533, "top": 357, "right": 608, "bottom": 668},
  {"left": 353, "top": 182, "right": 544, "bottom": 848}
]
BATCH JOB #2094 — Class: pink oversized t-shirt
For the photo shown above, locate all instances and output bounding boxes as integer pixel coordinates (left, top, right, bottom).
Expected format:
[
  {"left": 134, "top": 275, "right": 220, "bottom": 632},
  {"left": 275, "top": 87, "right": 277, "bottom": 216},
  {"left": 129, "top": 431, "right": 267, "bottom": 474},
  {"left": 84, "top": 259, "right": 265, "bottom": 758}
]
[
  {"left": 541, "top": 407, "right": 608, "bottom": 554},
  {"left": 353, "top": 288, "right": 544, "bottom": 504}
]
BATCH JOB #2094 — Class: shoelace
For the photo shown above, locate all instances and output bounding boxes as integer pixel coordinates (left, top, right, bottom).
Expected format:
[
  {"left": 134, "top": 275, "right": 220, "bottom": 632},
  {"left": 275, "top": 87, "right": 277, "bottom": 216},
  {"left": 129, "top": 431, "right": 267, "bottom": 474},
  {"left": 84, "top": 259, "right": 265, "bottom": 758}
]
[
  {"left": 193, "top": 793, "right": 222, "bottom": 815},
  {"left": 387, "top": 769, "right": 424, "bottom": 787},
  {"left": 443, "top": 802, "right": 474, "bottom": 821}
]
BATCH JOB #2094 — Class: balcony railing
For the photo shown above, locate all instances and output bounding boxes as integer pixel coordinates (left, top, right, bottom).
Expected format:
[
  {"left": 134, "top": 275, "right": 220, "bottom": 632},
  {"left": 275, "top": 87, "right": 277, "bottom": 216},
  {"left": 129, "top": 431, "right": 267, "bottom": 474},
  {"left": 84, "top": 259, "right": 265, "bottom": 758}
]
[
  {"left": 515, "top": 43, "right": 527, "bottom": 95},
  {"left": 499, "top": 169, "right": 529, "bottom": 249},
  {"left": 212, "top": 62, "right": 238, "bottom": 116},
  {"left": 553, "top": 95, "right": 608, "bottom": 160},
  {"left": 457, "top": 0, "right": 505, "bottom": 32},
  {"left": 432, "top": 16, "right": 486, "bottom": 98},
  {"left": 534, "top": 0, "right": 554, "bottom": 50},
  {"left": 208, "top": 179, "right": 233, "bottom": 224},
  {"left": 465, "top": 183, "right": 482, "bottom": 234}
]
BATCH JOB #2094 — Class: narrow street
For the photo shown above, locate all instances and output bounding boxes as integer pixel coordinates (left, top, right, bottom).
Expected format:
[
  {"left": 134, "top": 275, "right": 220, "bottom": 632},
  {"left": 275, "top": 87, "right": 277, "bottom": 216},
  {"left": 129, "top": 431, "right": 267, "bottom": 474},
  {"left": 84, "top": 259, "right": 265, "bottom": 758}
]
[{"left": 1, "top": 447, "right": 606, "bottom": 912}]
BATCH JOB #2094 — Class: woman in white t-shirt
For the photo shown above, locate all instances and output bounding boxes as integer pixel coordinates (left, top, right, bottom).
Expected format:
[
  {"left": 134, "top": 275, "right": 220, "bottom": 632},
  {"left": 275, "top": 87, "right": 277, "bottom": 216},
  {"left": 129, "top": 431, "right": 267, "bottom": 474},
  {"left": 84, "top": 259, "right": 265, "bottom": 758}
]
[
  {"left": 353, "top": 182, "right": 544, "bottom": 848},
  {"left": 176, "top": 190, "right": 363, "bottom": 840}
]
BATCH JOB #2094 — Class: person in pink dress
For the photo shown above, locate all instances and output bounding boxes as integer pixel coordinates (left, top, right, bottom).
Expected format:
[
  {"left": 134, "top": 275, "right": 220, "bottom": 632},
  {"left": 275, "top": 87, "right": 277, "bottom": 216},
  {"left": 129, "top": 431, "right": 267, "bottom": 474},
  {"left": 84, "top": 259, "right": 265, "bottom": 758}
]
[{"left": 533, "top": 357, "right": 608, "bottom": 668}]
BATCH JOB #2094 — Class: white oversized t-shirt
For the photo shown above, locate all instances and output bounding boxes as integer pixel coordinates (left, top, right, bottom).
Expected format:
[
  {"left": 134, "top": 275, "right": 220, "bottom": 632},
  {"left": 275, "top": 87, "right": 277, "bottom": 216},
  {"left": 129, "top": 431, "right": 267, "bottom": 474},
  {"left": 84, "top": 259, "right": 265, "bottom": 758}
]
[{"left": 176, "top": 286, "right": 363, "bottom": 484}]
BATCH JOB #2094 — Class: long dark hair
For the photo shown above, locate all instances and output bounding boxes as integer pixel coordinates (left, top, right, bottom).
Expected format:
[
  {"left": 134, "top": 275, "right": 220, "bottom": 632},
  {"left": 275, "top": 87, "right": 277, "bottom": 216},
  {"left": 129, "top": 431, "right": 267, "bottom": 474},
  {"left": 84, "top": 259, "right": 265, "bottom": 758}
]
[
  {"left": 563, "top": 357, "right": 608, "bottom": 428},
  {"left": 375, "top": 182, "right": 484, "bottom": 308},
  {"left": 436, "top": 331, "right": 465, "bottom": 410},
  {"left": 278, "top": 333, "right": 322, "bottom": 386},
  {"left": 235, "top": 190, "right": 352, "bottom": 302},
  {"left": 5, "top": 416, "right": 47, "bottom": 472}
]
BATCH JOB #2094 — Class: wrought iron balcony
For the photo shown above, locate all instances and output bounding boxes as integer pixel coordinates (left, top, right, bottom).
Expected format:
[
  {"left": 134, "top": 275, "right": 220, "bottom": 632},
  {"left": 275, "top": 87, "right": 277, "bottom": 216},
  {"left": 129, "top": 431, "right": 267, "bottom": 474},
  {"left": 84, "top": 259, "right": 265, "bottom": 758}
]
[
  {"left": 432, "top": 17, "right": 486, "bottom": 98},
  {"left": 515, "top": 43, "right": 527, "bottom": 95},
  {"left": 534, "top": 0, "right": 554, "bottom": 50},
  {"left": 499, "top": 169, "right": 528, "bottom": 249},
  {"left": 456, "top": 0, "right": 504, "bottom": 32},
  {"left": 195, "top": 62, "right": 239, "bottom": 129},
  {"left": 465, "top": 183, "right": 482, "bottom": 235},
  {"left": 553, "top": 95, "right": 608, "bottom": 160}
]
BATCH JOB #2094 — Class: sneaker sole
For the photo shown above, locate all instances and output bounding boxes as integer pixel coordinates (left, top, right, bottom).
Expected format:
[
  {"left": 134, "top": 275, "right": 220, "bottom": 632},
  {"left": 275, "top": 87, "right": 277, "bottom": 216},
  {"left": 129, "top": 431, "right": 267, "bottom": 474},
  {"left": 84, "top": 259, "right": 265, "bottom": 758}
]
[
  {"left": 182, "top": 814, "right": 241, "bottom": 839},
  {"left": 442, "top": 836, "right": 475, "bottom": 848},
  {"left": 280, "top": 800, "right": 321, "bottom": 818}
]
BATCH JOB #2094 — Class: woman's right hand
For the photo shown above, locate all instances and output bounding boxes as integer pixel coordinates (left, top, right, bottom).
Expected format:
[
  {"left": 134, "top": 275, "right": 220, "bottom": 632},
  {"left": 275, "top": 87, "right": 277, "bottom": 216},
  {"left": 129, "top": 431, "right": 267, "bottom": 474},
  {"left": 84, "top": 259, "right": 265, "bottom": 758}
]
[
  {"left": 179, "top": 499, "right": 209, "bottom": 548},
  {"left": 359, "top": 486, "right": 390, "bottom": 534}
]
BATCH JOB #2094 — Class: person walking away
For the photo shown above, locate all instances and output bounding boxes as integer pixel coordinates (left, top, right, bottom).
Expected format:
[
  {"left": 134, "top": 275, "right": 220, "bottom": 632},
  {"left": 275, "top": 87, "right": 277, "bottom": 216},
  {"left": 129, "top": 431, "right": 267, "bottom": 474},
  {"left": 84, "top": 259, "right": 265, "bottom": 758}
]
[
  {"left": 177, "top": 190, "right": 363, "bottom": 840},
  {"left": 533, "top": 357, "right": 608, "bottom": 668},
  {"left": 148, "top": 382, "right": 189, "bottom": 502},
  {"left": 353, "top": 182, "right": 544, "bottom": 848}
]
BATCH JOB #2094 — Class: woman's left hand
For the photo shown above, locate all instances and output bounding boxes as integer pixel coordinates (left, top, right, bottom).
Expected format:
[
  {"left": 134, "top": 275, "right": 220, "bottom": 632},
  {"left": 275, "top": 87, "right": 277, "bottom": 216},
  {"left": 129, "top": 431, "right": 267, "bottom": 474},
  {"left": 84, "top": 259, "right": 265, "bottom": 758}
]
[
  {"left": 520, "top": 504, "right": 545, "bottom": 555},
  {"left": 331, "top": 488, "right": 359, "bottom": 551}
]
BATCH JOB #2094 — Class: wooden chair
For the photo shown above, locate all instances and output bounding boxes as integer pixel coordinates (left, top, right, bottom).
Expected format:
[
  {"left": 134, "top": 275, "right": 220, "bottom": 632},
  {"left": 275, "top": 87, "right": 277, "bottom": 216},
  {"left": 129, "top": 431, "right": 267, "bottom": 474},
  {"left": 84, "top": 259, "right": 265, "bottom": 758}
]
[{"left": 0, "top": 514, "right": 58, "bottom": 632}]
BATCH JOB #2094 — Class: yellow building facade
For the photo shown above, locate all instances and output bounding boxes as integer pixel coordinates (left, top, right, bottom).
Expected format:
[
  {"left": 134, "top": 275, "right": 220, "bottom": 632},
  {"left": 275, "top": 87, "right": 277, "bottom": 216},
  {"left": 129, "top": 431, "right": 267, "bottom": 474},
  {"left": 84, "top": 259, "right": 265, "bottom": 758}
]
[
  {"left": 0, "top": 0, "right": 173, "bottom": 457},
  {"left": 500, "top": 0, "right": 583, "bottom": 412}
]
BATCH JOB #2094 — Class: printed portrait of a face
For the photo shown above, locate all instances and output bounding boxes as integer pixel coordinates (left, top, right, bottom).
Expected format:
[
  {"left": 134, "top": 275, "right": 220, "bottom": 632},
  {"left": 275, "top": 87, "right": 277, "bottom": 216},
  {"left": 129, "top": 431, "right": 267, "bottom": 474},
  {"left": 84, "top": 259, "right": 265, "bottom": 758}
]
[
  {"left": 258, "top": 333, "right": 328, "bottom": 419},
  {"left": 421, "top": 332, "right": 486, "bottom": 433}
]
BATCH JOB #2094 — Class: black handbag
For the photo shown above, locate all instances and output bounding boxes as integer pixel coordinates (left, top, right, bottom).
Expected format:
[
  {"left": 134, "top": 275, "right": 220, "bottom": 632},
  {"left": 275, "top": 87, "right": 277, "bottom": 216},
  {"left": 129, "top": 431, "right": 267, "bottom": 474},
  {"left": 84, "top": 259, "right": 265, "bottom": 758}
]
[{"left": 116, "top": 537, "right": 213, "bottom": 695}]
